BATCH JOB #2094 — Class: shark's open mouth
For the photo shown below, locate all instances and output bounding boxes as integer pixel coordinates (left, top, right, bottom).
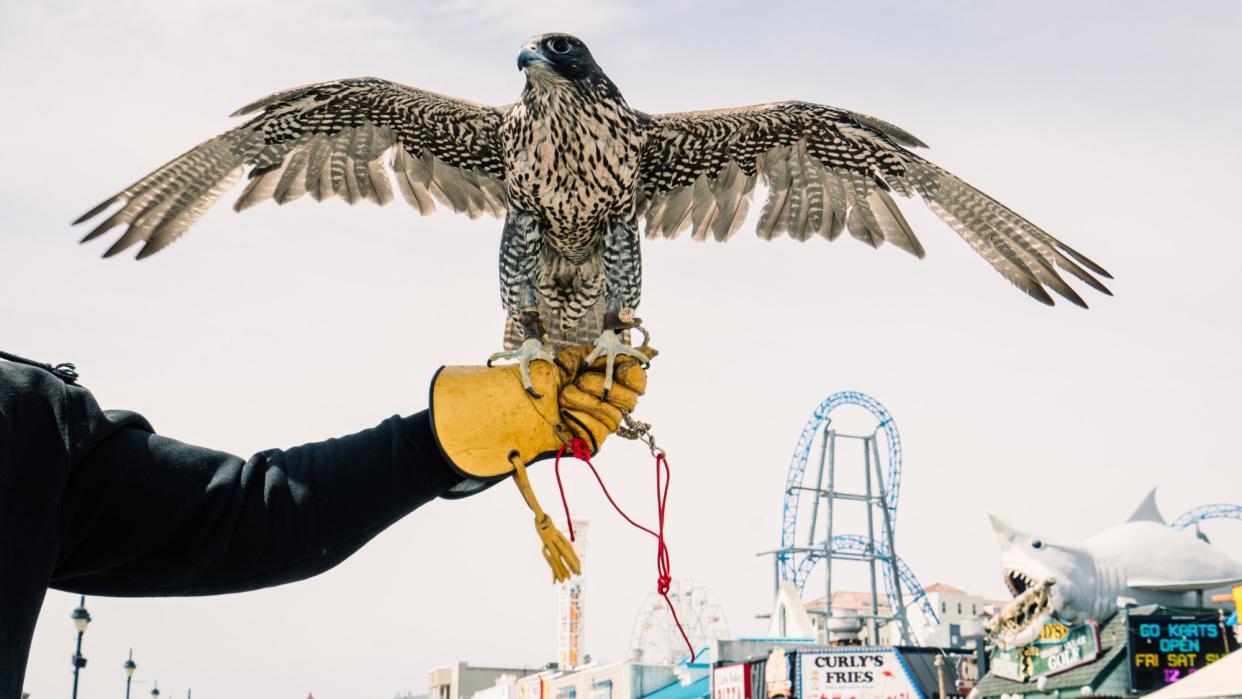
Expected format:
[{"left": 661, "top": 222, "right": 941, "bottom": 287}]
[
  {"left": 988, "top": 569, "right": 1056, "bottom": 647},
  {"left": 1004, "top": 566, "right": 1038, "bottom": 596}
]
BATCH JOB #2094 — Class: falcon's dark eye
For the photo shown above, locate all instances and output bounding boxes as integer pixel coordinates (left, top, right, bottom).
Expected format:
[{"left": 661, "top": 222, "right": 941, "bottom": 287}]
[
  {"left": 1031, "top": 539, "right": 1044, "bottom": 550},
  {"left": 546, "top": 37, "right": 572, "bottom": 55}
]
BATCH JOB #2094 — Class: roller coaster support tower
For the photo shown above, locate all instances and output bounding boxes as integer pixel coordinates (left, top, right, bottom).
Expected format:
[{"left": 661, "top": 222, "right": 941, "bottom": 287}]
[{"left": 761, "top": 392, "right": 937, "bottom": 646}]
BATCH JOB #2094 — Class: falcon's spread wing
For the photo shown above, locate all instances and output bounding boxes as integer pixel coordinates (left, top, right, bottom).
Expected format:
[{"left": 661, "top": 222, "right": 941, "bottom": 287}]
[
  {"left": 637, "top": 101, "right": 1111, "bottom": 306},
  {"left": 76, "top": 78, "right": 507, "bottom": 259}
]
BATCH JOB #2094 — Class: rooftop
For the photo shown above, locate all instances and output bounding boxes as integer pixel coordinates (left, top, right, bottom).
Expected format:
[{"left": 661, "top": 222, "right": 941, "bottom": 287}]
[
  {"left": 804, "top": 591, "right": 893, "bottom": 613},
  {"left": 923, "top": 582, "right": 966, "bottom": 594}
]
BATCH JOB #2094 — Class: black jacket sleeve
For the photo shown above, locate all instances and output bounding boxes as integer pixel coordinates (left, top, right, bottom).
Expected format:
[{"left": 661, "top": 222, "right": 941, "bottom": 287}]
[
  {"left": 1, "top": 359, "right": 463, "bottom": 696},
  {"left": 2, "top": 361, "right": 463, "bottom": 597}
]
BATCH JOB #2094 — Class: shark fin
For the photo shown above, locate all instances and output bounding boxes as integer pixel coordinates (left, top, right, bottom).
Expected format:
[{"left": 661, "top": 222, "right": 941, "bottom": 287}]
[
  {"left": 1127, "top": 576, "right": 1242, "bottom": 592},
  {"left": 1126, "top": 488, "right": 1166, "bottom": 524}
]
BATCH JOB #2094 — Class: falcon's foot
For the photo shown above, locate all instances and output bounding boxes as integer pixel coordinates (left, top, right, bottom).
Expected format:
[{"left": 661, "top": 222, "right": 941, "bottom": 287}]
[
  {"left": 488, "top": 338, "right": 562, "bottom": 398},
  {"left": 580, "top": 329, "right": 651, "bottom": 400}
]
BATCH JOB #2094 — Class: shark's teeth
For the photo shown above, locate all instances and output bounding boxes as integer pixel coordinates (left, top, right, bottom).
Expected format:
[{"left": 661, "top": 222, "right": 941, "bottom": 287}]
[{"left": 1002, "top": 566, "right": 1037, "bottom": 597}]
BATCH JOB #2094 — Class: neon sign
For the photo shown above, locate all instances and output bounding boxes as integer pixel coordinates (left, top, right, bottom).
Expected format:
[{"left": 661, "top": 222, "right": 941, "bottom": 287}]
[{"left": 1126, "top": 611, "right": 1232, "bottom": 691}]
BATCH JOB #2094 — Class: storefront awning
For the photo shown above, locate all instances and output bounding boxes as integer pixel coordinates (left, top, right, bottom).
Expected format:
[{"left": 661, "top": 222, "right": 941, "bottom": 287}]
[{"left": 639, "top": 676, "right": 710, "bottom": 699}]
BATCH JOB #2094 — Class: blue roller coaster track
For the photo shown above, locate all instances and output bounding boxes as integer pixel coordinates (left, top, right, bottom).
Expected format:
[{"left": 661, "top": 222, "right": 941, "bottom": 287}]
[
  {"left": 790, "top": 535, "right": 936, "bottom": 628},
  {"left": 1171, "top": 504, "right": 1242, "bottom": 530},
  {"left": 777, "top": 391, "right": 939, "bottom": 637}
]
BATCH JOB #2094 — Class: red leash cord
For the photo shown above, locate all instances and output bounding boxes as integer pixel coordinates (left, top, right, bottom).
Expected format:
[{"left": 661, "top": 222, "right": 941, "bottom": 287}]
[{"left": 554, "top": 437, "right": 696, "bottom": 662}]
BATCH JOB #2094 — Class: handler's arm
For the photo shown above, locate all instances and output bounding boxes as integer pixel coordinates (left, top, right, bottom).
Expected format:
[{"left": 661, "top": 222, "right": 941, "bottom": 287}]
[{"left": 52, "top": 394, "right": 463, "bottom": 596}]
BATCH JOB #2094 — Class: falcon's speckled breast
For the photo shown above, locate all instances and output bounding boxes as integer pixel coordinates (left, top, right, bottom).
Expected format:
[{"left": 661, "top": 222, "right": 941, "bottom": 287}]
[{"left": 502, "top": 67, "right": 643, "bottom": 264}]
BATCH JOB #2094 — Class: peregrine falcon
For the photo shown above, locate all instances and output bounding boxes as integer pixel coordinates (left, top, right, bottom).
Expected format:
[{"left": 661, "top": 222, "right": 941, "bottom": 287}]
[{"left": 76, "top": 33, "right": 1111, "bottom": 393}]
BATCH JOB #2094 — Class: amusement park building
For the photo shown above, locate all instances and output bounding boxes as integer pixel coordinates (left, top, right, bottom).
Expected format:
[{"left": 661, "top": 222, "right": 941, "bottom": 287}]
[
  {"left": 428, "top": 662, "right": 542, "bottom": 699},
  {"left": 974, "top": 604, "right": 1239, "bottom": 699},
  {"left": 801, "top": 582, "right": 1000, "bottom": 648},
  {"left": 515, "top": 659, "right": 684, "bottom": 699},
  {"left": 909, "top": 583, "right": 1005, "bottom": 649},
  {"left": 449, "top": 660, "right": 692, "bottom": 699},
  {"left": 450, "top": 642, "right": 964, "bottom": 699}
]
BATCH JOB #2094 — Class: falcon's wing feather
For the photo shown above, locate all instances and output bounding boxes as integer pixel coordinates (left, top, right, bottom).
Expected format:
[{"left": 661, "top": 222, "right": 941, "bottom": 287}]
[
  {"left": 76, "top": 78, "right": 508, "bottom": 259},
  {"left": 637, "top": 101, "right": 1111, "bottom": 306}
]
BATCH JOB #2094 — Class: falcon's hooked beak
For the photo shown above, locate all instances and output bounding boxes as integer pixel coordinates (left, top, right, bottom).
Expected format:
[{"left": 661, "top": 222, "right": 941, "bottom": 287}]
[{"left": 517, "top": 44, "right": 548, "bottom": 71}]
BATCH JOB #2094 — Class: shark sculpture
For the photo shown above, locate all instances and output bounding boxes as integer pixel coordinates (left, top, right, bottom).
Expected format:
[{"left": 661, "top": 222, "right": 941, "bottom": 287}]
[{"left": 987, "top": 490, "right": 1242, "bottom": 646}]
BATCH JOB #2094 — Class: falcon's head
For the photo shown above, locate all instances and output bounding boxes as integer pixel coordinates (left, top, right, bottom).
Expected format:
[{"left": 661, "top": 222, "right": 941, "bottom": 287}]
[{"left": 517, "top": 33, "right": 605, "bottom": 84}]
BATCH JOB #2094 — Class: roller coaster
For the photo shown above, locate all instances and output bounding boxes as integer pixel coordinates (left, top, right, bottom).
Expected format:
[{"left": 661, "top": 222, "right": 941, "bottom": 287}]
[
  {"left": 1171, "top": 503, "right": 1242, "bottom": 531},
  {"left": 773, "top": 391, "right": 938, "bottom": 645}
]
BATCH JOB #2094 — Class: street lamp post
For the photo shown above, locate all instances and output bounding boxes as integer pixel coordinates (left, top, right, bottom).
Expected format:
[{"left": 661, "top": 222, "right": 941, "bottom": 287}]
[
  {"left": 69, "top": 596, "right": 91, "bottom": 699},
  {"left": 151, "top": 680, "right": 160, "bottom": 699},
  {"left": 124, "top": 649, "right": 138, "bottom": 699}
]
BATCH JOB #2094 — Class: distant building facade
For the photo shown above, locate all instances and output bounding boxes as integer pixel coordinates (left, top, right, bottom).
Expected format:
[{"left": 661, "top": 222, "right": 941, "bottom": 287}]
[
  {"left": 510, "top": 660, "right": 680, "bottom": 699},
  {"left": 428, "top": 662, "right": 541, "bottom": 699},
  {"left": 906, "top": 582, "right": 1002, "bottom": 648},
  {"left": 791, "top": 581, "right": 999, "bottom": 647}
]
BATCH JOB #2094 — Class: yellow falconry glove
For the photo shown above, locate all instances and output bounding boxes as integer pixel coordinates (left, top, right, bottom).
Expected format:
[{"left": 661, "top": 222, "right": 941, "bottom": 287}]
[{"left": 429, "top": 344, "right": 655, "bottom": 581}]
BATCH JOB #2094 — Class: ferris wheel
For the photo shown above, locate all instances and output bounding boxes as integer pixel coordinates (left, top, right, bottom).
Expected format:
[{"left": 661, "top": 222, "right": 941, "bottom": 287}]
[{"left": 630, "top": 579, "right": 730, "bottom": 664}]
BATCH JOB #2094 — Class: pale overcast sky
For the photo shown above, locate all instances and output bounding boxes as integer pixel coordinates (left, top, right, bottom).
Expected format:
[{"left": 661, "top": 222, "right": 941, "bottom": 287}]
[{"left": 5, "top": 1, "right": 1241, "bottom": 697}]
